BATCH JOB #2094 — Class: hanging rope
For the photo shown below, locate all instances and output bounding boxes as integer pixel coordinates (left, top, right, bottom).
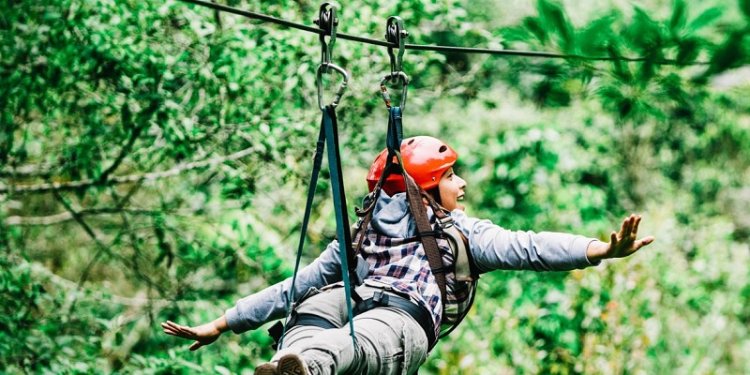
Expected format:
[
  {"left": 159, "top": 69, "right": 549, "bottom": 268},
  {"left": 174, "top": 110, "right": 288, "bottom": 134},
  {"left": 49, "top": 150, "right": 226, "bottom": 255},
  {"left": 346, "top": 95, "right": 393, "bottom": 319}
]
[{"left": 178, "top": 0, "right": 707, "bottom": 65}]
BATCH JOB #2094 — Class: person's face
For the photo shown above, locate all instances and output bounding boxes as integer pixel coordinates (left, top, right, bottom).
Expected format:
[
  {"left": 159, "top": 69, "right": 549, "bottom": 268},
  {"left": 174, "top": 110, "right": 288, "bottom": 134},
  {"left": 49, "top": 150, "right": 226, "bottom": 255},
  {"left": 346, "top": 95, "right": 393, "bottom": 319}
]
[{"left": 438, "top": 168, "right": 466, "bottom": 211}]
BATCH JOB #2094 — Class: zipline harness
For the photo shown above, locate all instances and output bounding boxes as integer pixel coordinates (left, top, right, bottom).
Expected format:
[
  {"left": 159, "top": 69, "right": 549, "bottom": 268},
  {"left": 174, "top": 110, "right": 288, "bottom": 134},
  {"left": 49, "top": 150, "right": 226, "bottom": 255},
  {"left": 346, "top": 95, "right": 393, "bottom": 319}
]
[{"left": 271, "top": 4, "right": 481, "bottom": 353}]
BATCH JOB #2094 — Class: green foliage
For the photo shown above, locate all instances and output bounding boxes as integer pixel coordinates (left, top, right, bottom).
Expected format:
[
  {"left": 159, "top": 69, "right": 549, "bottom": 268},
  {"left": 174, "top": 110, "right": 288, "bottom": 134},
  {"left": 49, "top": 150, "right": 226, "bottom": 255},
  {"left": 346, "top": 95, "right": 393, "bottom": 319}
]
[{"left": 1, "top": 0, "right": 750, "bottom": 373}]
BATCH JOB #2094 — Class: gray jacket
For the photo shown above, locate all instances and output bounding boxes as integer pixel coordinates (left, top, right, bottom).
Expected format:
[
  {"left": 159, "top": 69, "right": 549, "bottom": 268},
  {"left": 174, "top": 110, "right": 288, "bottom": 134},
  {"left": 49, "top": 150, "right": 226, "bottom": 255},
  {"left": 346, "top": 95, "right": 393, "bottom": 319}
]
[{"left": 225, "top": 192, "right": 599, "bottom": 333}]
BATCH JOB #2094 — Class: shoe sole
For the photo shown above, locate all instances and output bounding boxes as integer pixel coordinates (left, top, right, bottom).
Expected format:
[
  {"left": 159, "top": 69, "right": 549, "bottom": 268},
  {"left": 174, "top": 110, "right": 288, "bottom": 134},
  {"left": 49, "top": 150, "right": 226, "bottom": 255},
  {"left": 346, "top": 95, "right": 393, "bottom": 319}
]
[
  {"left": 277, "top": 353, "right": 307, "bottom": 375},
  {"left": 254, "top": 362, "right": 278, "bottom": 375}
]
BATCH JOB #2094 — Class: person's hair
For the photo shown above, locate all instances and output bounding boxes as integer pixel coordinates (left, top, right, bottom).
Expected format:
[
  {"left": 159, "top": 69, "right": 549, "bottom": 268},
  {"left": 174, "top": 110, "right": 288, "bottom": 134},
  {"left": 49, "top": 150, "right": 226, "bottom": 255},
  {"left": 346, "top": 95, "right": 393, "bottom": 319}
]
[{"left": 426, "top": 187, "right": 441, "bottom": 205}]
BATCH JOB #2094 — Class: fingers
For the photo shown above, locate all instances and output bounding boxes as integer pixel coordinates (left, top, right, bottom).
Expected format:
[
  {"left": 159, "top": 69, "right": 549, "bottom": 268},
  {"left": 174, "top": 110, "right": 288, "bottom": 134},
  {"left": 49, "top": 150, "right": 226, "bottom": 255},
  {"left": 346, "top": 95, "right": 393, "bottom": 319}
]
[
  {"left": 619, "top": 217, "right": 628, "bottom": 238},
  {"left": 620, "top": 214, "right": 641, "bottom": 240},
  {"left": 161, "top": 321, "right": 180, "bottom": 336},
  {"left": 162, "top": 321, "right": 184, "bottom": 334},
  {"left": 633, "top": 215, "right": 642, "bottom": 235},
  {"left": 625, "top": 214, "right": 636, "bottom": 238},
  {"left": 638, "top": 236, "right": 655, "bottom": 247},
  {"left": 161, "top": 321, "right": 195, "bottom": 339},
  {"left": 189, "top": 341, "right": 203, "bottom": 351},
  {"left": 162, "top": 321, "right": 208, "bottom": 351}
]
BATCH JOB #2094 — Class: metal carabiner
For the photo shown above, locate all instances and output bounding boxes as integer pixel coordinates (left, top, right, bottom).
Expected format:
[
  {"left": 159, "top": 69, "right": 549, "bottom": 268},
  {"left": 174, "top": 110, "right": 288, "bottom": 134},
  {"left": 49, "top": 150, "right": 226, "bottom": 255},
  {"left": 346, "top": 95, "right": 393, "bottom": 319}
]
[
  {"left": 317, "top": 63, "right": 349, "bottom": 110},
  {"left": 385, "top": 16, "right": 408, "bottom": 75},
  {"left": 314, "top": 3, "right": 348, "bottom": 109},
  {"left": 314, "top": 3, "right": 337, "bottom": 70},
  {"left": 380, "top": 71, "right": 409, "bottom": 111}
]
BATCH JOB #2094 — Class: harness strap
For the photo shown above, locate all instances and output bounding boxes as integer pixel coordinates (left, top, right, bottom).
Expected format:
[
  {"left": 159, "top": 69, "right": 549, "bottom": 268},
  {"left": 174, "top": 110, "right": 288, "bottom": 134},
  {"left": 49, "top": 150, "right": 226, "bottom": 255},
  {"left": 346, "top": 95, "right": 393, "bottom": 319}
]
[
  {"left": 279, "top": 105, "right": 358, "bottom": 349},
  {"left": 353, "top": 107, "right": 449, "bottom": 326},
  {"left": 354, "top": 290, "right": 437, "bottom": 349},
  {"left": 277, "top": 290, "right": 437, "bottom": 351},
  {"left": 402, "top": 171, "right": 448, "bottom": 315},
  {"left": 268, "top": 312, "right": 338, "bottom": 350},
  {"left": 420, "top": 192, "right": 480, "bottom": 339},
  {"left": 322, "top": 105, "right": 359, "bottom": 347},
  {"left": 422, "top": 193, "right": 478, "bottom": 283},
  {"left": 291, "top": 312, "right": 337, "bottom": 330},
  {"left": 279, "top": 121, "right": 326, "bottom": 349},
  {"left": 386, "top": 107, "right": 448, "bottom": 315}
]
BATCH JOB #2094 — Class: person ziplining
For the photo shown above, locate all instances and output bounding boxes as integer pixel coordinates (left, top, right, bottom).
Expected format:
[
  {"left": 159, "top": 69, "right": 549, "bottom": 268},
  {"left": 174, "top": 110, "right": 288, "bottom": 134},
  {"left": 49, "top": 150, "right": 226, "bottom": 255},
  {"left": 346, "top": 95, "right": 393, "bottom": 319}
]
[{"left": 161, "top": 4, "right": 655, "bottom": 375}]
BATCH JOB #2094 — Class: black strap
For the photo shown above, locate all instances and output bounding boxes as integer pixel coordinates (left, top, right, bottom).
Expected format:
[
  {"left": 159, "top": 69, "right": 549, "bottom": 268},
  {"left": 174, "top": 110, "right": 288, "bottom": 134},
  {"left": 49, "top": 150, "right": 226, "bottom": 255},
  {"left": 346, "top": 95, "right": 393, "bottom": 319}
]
[
  {"left": 354, "top": 106, "right": 449, "bottom": 328},
  {"left": 280, "top": 105, "right": 358, "bottom": 349},
  {"left": 291, "top": 312, "right": 338, "bottom": 330},
  {"left": 268, "top": 312, "right": 338, "bottom": 350},
  {"left": 322, "top": 105, "right": 358, "bottom": 346},
  {"left": 402, "top": 170, "right": 448, "bottom": 315},
  {"left": 388, "top": 107, "right": 448, "bottom": 317},
  {"left": 354, "top": 290, "right": 437, "bottom": 350},
  {"left": 279, "top": 123, "right": 326, "bottom": 348},
  {"left": 279, "top": 290, "right": 437, "bottom": 350}
]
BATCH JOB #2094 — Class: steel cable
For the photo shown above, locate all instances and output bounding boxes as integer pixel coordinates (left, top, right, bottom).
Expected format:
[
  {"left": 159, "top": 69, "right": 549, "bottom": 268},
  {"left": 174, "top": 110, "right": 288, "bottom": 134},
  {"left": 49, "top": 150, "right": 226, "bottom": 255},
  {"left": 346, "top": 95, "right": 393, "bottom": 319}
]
[{"left": 179, "top": 0, "right": 707, "bottom": 65}]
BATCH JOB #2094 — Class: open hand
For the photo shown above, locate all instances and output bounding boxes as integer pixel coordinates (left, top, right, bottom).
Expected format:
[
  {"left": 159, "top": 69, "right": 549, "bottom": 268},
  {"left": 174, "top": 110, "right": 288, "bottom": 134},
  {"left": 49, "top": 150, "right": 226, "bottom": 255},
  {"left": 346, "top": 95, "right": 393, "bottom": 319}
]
[
  {"left": 603, "top": 214, "right": 655, "bottom": 259},
  {"left": 161, "top": 320, "right": 222, "bottom": 351},
  {"left": 586, "top": 214, "right": 655, "bottom": 262}
]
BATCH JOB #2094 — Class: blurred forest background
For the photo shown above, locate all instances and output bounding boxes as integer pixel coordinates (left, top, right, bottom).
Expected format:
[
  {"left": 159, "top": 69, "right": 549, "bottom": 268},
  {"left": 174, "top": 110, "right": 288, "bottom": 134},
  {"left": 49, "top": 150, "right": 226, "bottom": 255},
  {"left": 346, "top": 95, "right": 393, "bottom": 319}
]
[{"left": 2, "top": 0, "right": 750, "bottom": 373}]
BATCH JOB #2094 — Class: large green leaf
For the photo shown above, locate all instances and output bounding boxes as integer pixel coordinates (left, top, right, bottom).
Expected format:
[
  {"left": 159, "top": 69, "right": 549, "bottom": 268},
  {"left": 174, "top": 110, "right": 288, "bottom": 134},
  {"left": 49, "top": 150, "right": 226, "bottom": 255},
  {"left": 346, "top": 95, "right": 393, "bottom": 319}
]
[
  {"left": 686, "top": 7, "right": 723, "bottom": 33},
  {"left": 537, "top": 0, "right": 574, "bottom": 52},
  {"left": 670, "top": 0, "right": 687, "bottom": 35}
]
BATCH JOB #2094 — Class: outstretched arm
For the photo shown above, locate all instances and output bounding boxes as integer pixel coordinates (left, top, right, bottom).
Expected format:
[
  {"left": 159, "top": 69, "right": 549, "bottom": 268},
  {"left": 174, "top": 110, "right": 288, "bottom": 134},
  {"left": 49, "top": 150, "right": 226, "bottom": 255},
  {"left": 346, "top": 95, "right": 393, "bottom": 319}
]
[
  {"left": 586, "top": 213, "right": 655, "bottom": 262},
  {"left": 451, "top": 210, "right": 655, "bottom": 273},
  {"left": 160, "top": 239, "right": 356, "bottom": 348},
  {"left": 161, "top": 315, "right": 229, "bottom": 351}
]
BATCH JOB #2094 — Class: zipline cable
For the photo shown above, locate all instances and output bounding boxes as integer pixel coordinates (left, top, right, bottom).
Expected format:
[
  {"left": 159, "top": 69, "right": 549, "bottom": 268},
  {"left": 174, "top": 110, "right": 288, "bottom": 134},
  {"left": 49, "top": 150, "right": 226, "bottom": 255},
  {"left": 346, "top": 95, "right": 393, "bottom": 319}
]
[{"left": 179, "top": 0, "right": 707, "bottom": 65}]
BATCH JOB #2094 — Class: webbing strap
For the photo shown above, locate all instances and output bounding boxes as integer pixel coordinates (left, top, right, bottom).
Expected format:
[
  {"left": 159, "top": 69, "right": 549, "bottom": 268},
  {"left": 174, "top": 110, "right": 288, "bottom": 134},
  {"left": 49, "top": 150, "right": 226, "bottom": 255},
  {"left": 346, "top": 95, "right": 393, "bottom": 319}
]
[
  {"left": 402, "top": 167, "right": 448, "bottom": 312},
  {"left": 356, "top": 107, "right": 448, "bottom": 317},
  {"left": 322, "top": 105, "right": 358, "bottom": 346},
  {"left": 280, "top": 105, "right": 356, "bottom": 349},
  {"left": 279, "top": 118, "right": 326, "bottom": 349},
  {"left": 386, "top": 106, "right": 403, "bottom": 156},
  {"left": 387, "top": 107, "right": 448, "bottom": 313}
]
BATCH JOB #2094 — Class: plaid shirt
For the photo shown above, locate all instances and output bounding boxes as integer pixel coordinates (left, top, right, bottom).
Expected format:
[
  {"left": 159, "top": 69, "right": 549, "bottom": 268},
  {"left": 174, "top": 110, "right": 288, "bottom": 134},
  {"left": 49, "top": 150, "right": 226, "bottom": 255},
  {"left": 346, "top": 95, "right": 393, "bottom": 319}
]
[
  {"left": 357, "top": 221, "right": 475, "bottom": 338},
  {"left": 224, "top": 195, "right": 596, "bottom": 336}
]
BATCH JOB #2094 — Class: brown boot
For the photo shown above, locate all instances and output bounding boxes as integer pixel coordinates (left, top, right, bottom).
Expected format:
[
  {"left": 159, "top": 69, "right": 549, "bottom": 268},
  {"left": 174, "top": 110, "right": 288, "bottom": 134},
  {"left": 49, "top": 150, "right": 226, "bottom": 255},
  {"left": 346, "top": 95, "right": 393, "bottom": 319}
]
[
  {"left": 277, "top": 353, "right": 308, "bottom": 375},
  {"left": 254, "top": 362, "right": 278, "bottom": 375}
]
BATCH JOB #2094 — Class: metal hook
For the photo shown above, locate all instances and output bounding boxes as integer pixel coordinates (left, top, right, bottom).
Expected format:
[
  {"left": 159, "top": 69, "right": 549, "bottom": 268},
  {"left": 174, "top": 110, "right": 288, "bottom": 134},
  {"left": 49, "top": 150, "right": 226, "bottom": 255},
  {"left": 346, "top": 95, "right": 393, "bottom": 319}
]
[
  {"left": 317, "top": 63, "right": 349, "bottom": 110},
  {"left": 385, "top": 16, "right": 407, "bottom": 75},
  {"left": 314, "top": 3, "right": 348, "bottom": 109},
  {"left": 380, "top": 72, "right": 409, "bottom": 111},
  {"left": 314, "top": 3, "right": 338, "bottom": 67},
  {"left": 380, "top": 16, "right": 409, "bottom": 111}
]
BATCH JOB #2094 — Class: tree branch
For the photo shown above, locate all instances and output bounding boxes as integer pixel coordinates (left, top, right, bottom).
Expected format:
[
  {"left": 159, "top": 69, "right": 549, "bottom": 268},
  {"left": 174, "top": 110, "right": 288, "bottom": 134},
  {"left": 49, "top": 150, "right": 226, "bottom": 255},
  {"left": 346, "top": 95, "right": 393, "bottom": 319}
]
[
  {"left": 0, "top": 162, "right": 55, "bottom": 178},
  {"left": 97, "top": 122, "right": 146, "bottom": 184},
  {"left": 21, "top": 256, "right": 215, "bottom": 309},
  {"left": 0, "top": 145, "right": 260, "bottom": 194},
  {"left": 4, "top": 207, "right": 160, "bottom": 226},
  {"left": 51, "top": 190, "right": 113, "bottom": 288}
]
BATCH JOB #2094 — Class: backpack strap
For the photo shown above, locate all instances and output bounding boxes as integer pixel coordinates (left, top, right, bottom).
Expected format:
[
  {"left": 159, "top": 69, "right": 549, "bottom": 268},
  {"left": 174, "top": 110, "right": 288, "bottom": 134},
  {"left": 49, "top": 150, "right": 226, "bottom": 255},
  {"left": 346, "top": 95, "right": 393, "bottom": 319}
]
[
  {"left": 422, "top": 193, "right": 479, "bottom": 282},
  {"left": 421, "top": 193, "right": 481, "bottom": 340},
  {"left": 401, "top": 172, "right": 448, "bottom": 312}
]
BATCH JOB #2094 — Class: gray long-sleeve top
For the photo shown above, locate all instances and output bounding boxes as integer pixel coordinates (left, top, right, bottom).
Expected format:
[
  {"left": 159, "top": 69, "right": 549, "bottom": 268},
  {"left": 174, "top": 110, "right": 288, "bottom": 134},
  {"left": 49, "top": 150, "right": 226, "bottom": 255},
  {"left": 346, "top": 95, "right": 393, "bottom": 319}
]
[{"left": 225, "top": 192, "right": 600, "bottom": 334}]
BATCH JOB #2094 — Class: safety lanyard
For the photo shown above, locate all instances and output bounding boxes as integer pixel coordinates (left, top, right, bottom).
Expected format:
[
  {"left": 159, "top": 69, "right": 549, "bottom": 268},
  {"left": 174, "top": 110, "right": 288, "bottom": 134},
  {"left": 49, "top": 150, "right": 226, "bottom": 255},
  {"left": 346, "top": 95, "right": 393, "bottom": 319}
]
[
  {"left": 281, "top": 104, "right": 358, "bottom": 348},
  {"left": 322, "top": 105, "right": 358, "bottom": 346},
  {"left": 388, "top": 107, "right": 448, "bottom": 313},
  {"left": 378, "top": 16, "right": 449, "bottom": 315},
  {"left": 281, "top": 3, "right": 357, "bottom": 349}
]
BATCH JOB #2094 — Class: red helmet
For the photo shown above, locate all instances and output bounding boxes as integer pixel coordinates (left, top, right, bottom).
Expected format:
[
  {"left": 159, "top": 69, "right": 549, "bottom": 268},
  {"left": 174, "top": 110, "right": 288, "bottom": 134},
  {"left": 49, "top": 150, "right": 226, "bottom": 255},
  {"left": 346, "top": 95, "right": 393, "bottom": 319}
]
[{"left": 366, "top": 136, "right": 458, "bottom": 195}]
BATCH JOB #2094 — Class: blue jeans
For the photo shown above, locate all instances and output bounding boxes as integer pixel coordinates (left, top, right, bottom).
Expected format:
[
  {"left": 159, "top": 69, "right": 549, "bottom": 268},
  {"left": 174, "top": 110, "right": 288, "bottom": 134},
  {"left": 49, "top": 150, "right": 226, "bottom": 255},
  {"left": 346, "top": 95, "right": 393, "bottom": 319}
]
[{"left": 273, "top": 284, "right": 429, "bottom": 375}]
